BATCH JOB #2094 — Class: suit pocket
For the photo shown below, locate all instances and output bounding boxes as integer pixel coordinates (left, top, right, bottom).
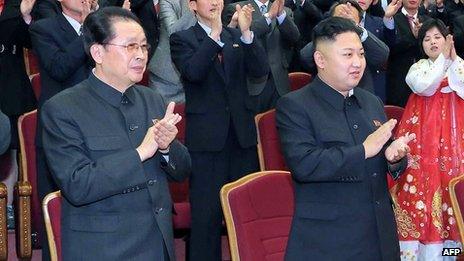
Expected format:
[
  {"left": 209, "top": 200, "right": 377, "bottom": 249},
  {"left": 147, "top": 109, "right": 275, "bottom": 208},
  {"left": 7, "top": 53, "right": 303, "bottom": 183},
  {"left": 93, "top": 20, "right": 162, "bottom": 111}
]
[
  {"left": 295, "top": 202, "right": 339, "bottom": 221},
  {"left": 69, "top": 214, "right": 119, "bottom": 232},
  {"left": 86, "top": 136, "right": 125, "bottom": 151}
]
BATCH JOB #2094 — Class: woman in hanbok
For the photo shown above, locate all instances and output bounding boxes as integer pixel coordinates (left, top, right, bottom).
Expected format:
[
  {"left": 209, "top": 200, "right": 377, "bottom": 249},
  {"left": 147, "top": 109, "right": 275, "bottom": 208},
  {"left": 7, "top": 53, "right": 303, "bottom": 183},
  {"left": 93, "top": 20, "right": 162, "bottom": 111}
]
[{"left": 392, "top": 18, "right": 464, "bottom": 260}]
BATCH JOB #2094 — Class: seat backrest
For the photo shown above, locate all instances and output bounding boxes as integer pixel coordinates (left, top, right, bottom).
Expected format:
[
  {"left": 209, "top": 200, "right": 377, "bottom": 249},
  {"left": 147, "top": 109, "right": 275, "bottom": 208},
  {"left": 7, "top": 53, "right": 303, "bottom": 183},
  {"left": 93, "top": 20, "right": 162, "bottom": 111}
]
[
  {"left": 30, "top": 74, "right": 41, "bottom": 101},
  {"left": 221, "top": 171, "right": 294, "bottom": 261},
  {"left": 17, "top": 110, "right": 42, "bottom": 237},
  {"left": 384, "top": 105, "right": 404, "bottom": 136},
  {"left": 24, "top": 49, "right": 40, "bottom": 76},
  {"left": 43, "top": 191, "right": 62, "bottom": 261},
  {"left": 449, "top": 176, "right": 464, "bottom": 245},
  {"left": 255, "top": 109, "right": 287, "bottom": 171},
  {"left": 288, "top": 72, "right": 312, "bottom": 92}
]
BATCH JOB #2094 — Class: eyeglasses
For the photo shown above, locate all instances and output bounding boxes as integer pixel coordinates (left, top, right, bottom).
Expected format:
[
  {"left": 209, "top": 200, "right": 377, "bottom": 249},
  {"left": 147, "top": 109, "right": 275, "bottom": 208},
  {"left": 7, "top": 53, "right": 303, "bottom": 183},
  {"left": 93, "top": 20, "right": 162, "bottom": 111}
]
[{"left": 105, "top": 42, "right": 151, "bottom": 53}]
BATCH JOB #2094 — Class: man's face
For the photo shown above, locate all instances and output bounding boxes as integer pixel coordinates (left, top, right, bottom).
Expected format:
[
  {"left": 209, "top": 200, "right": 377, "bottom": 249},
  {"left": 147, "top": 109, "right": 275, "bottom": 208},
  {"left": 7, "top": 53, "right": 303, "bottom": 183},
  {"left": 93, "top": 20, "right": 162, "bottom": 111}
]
[
  {"left": 189, "top": 0, "right": 223, "bottom": 25},
  {"left": 357, "top": 0, "right": 373, "bottom": 11},
  {"left": 403, "top": 0, "right": 420, "bottom": 11},
  {"left": 94, "top": 20, "right": 148, "bottom": 88},
  {"left": 59, "top": 0, "right": 85, "bottom": 17},
  {"left": 314, "top": 32, "right": 366, "bottom": 93}
]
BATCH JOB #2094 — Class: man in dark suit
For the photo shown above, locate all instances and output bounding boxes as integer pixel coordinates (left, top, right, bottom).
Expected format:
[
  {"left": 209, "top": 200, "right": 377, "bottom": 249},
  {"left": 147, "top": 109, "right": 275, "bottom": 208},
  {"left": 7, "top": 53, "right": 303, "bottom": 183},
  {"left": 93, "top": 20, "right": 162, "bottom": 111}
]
[
  {"left": 386, "top": 0, "right": 430, "bottom": 107},
  {"left": 0, "top": 0, "right": 37, "bottom": 149},
  {"left": 358, "top": 0, "right": 400, "bottom": 101},
  {"left": 225, "top": 0, "right": 299, "bottom": 113},
  {"left": 170, "top": 1, "right": 269, "bottom": 259},
  {"left": 300, "top": 0, "right": 389, "bottom": 94},
  {"left": 41, "top": 7, "right": 191, "bottom": 260},
  {"left": 453, "top": 14, "right": 464, "bottom": 58},
  {"left": 29, "top": 0, "right": 95, "bottom": 258},
  {"left": 277, "top": 17, "right": 413, "bottom": 260}
]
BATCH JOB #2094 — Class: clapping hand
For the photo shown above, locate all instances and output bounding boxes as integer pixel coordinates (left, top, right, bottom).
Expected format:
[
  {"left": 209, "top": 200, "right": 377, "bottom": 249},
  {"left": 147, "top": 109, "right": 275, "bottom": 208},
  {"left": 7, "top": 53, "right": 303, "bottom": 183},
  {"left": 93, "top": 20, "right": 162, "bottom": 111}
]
[
  {"left": 20, "top": 0, "right": 36, "bottom": 23},
  {"left": 363, "top": 119, "right": 397, "bottom": 159},
  {"left": 153, "top": 102, "right": 181, "bottom": 151},
  {"left": 384, "top": 0, "right": 402, "bottom": 19},
  {"left": 385, "top": 132, "right": 415, "bottom": 163}
]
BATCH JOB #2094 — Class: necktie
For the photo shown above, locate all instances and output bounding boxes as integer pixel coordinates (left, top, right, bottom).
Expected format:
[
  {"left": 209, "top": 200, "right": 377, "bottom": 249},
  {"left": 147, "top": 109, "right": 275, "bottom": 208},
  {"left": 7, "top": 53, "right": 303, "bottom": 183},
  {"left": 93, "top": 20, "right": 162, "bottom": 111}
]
[
  {"left": 407, "top": 15, "right": 415, "bottom": 31},
  {"left": 260, "top": 4, "right": 267, "bottom": 14}
]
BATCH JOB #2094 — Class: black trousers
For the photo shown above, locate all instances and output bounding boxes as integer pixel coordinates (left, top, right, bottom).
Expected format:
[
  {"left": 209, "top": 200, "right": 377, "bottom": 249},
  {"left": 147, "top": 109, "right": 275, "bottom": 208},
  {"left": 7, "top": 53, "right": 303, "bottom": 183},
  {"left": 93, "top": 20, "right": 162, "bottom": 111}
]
[{"left": 188, "top": 126, "right": 259, "bottom": 261}]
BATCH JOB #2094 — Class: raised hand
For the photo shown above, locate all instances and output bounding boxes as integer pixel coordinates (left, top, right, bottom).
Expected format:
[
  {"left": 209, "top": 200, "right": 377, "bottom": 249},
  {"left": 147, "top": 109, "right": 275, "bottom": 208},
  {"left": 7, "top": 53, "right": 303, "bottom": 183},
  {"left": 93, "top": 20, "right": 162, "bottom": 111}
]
[
  {"left": 210, "top": 5, "right": 222, "bottom": 41},
  {"left": 412, "top": 18, "right": 422, "bottom": 39},
  {"left": 277, "top": 0, "right": 284, "bottom": 16},
  {"left": 136, "top": 125, "right": 159, "bottom": 162},
  {"left": 20, "top": 0, "right": 36, "bottom": 23},
  {"left": 443, "top": 34, "right": 454, "bottom": 59},
  {"left": 238, "top": 4, "right": 253, "bottom": 33},
  {"left": 363, "top": 119, "right": 397, "bottom": 159},
  {"left": 385, "top": 132, "right": 415, "bottom": 163},
  {"left": 267, "top": 0, "right": 280, "bottom": 19},
  {"left": 384, "top": 0, "right": 402, "bottom": 19},
  {"left": 122, "top": 0, "right": 131, "bottom": 10},
  {"left": 228, "top": 7, "right": 239, "bottom": 28},
  {"left": 90, "top": 0, "right": 98, "bottom": 11},
  {"left": 153, "top": 102, "right": 181, "bottom": 151}
]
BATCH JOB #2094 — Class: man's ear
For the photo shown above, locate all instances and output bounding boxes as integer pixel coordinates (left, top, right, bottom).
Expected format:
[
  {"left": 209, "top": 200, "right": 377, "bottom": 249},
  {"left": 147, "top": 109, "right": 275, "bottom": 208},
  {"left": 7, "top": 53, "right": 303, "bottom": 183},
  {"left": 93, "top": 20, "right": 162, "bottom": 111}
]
[
  {"left": 90, "top": 44, "right": 103, "bottom": 64},
  {"left": 189, "top": 0, "right": 197, "bottom": 13},
  {"left": 313, "top": 50, "right": 325, "bottom": 70}
]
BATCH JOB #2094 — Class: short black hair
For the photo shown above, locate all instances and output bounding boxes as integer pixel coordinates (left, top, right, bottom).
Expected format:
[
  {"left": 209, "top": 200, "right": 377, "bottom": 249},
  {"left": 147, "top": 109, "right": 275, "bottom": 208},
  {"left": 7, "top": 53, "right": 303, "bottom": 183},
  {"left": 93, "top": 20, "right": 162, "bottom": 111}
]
[
  {"left": 82, "top": 7, "right": 142, "bottom": 60},
  {"left": 417, "top": 18, "right": 449, "bottom": 57},
  {"left": 329, "top": 0, "right": 363, "bottom": 23},
  {"left": 312, "top": 16, "right": 363, "bottom": 51}
]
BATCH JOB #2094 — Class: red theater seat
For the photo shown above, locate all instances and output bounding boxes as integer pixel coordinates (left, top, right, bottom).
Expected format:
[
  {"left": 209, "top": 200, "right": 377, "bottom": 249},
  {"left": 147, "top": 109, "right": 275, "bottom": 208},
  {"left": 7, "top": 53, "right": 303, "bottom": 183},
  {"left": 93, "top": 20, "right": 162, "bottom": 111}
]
[
  {"left": 43, "top": 191, "right": 62, "bottom": 261},
  {"left": 221, "top": 171, "right": 294, "bottom": 261},
  {"left": 288, "top": 72, "right": 312, "bottom": 92},
  {"left": 255, "top": 109, "right": 287, "bottom": 171},
  {"left": 450, "top": 176, "right": 464, "bottom": 247},
  {"left": 30, "top": 73, "right": 41, "bottom": 100}
]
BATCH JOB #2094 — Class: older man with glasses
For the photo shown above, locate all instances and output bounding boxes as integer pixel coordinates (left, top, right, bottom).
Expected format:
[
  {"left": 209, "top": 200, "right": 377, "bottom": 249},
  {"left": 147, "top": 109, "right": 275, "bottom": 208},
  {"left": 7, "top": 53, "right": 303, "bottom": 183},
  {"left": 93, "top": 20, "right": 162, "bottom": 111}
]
[{"left": 40, "top": 6, "right": 191, "bottom": 260}]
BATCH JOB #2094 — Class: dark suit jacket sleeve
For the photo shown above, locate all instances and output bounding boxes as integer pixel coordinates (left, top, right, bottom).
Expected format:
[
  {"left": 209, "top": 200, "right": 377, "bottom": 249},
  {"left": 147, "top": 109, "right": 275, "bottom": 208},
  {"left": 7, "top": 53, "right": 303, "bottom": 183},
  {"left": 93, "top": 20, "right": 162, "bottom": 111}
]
[
  {"left": 299, "top": 41, "right": 313, "bottom": 72},
  {"left": 0, "top": 110, "right": 10, "bottom": 155},
  {"left": 0, "top": 0, "right": 31, "bottom": 47},
  {"left": 160, "top": 140, "right": 191, "bottom": 182},
  {"left": 363, "top": 30, "right": 389, "bottom": 68},
  {"left": 29, "top": 22, "right": 88, "bottom": 83},
  {"left": 276, "top": 95, "right": 366, "bottom": 183},
  {"left": 170, "top": 31, "right": 223, "bottom": 83},
  {"left": 453, "top": 16, "right": 464, "bottom": 58},
  {"left": 277, "top": 8, "right": 300, "bottom": 45},
  {"left": 41, "top": 99, "right": 149, "bottom": 206},
  {"left": 31, "top": 0, "right": 61, "bottom": 20}
]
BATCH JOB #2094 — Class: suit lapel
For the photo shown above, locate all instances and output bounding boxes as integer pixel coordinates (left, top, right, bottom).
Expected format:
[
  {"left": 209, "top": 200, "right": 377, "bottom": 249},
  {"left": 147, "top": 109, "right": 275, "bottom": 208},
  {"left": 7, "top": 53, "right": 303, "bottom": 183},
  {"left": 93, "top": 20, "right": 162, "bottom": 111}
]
[
  {"left": 58, "top": 13, "right": 80, "bottom": 43},
  {"left": 193, "top": 23, "right": 226, "bottom": 82}
]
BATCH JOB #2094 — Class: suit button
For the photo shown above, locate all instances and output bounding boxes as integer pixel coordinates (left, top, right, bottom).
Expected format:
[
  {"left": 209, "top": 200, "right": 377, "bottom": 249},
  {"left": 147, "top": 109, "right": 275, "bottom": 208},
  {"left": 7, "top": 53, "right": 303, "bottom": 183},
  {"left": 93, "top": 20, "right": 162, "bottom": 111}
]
[
  {"left": 347, "top": 101, "right": 352, "bottom": 106},
  {"left": 147, "top": 179, "right": 157, "bottom": 186},
  {"left": 225, "top": 106, "right": 229, "bottom": 112},
  {"left": 129, "top": 124, "right": 138, "bottom": 131},
  {"left": 372, "top": 172, "right": 377, "bottom": 177},
  {"left": 353, "top": 124, "right": 358, "bottom": 130},
  {"left": 155, "top": 207, "right": 163, "bottom": 214},
  {"left": 375, "top": 201, "right": 380, "bottom": 205}
]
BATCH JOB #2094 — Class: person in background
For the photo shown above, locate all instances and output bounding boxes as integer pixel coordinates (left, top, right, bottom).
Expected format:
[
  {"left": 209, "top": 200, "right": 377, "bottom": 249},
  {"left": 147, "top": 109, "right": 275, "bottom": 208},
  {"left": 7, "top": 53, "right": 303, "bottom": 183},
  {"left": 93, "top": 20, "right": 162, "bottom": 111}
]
[
  {"left": 170, "top": 0, "right": 269, "bottom": 258},
  {"left": 392, "top": 18, "right": 464, "bottom": 260},
  {"left": 148, "top": 0, "right": 196, "bottom": 103}
]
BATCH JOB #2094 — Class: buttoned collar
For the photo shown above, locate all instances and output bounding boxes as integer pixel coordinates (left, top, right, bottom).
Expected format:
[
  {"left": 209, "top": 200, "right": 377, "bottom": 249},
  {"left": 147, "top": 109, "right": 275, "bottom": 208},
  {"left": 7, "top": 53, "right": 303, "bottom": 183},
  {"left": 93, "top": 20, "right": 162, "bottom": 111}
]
[
  {"left": 313, "top": 76, "right": 362, "bottom": 111},
  {"left": 88, "top": 72, "right": 136, "bottom": 107}
]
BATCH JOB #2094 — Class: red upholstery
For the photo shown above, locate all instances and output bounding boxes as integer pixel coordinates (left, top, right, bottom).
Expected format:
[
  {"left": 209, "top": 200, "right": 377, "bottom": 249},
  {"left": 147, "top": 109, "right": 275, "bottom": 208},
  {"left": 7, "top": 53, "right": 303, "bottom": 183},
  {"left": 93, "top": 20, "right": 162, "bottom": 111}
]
[
  {"left": 18, "top": 110, "right": 42, "bottom": 243},
  {"left": 450, "top": 176, "right": 464, "bottom": 247},
  {"left": 221, "top": 171, "right": 294, "bottom": 261},
  {"left": 43, "top": 191, "right": 61, "bottom": 261},
  {"left": 255, "top": 109, "right": 288, "bottom": 171},
  {"left": 24, "top": 49, "right": 40, "bottom": 76},
  {"left": 383, "top": 105, "right": 405, "bottom": 189},
  {"left": 137, "top": 70, "right": 149, "bottom": 86},
  {"left": 30, "top": 73, "right": 41, "bottom": 100},
  {"left": 288, "top": 72, "right": 312, "bottom": 92},
  {"left": 384, "top": 105, "right": 405, "bottom": 136}
]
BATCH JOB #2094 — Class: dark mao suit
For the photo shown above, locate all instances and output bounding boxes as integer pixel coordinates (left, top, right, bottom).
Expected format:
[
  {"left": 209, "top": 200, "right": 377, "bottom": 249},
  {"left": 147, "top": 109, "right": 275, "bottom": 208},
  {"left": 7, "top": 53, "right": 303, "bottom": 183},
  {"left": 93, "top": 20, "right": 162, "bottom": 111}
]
[
  {"left": 170, "top": 23, "right": 269, "bottom": 260},
  {"left": 276, "top": 76, "right": 405, "bottom": 261},
  {"left": 41, "top": 74, "right": 191, "bottom": 260}
]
